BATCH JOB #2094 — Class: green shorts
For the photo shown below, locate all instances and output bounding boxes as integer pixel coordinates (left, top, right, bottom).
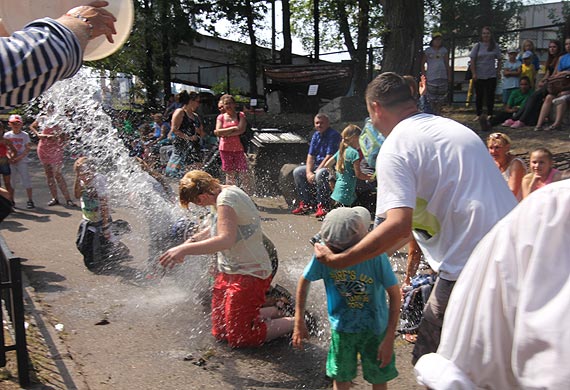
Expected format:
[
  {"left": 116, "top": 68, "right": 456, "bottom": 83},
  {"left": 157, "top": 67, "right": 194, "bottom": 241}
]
[{"left": 326, "top": 329, "right": 398, "bottom": 384}]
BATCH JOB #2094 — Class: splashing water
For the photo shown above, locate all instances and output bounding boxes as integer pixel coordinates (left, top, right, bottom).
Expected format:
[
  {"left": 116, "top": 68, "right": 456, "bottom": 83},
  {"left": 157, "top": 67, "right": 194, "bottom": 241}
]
[{"left": 28, "top": 69, "right": 217, "bottom": 343}]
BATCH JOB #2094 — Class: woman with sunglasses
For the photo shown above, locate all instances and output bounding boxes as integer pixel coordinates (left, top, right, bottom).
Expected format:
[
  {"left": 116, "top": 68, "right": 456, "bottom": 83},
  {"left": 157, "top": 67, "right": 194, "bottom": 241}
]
[{"left": 487, "top": 132, "right": 526, "bottom": 201}]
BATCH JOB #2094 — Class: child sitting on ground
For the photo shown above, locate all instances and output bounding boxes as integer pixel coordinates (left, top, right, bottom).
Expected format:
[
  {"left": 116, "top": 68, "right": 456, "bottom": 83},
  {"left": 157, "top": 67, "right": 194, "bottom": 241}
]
[
  {"left": 74, "top": 157, "right": 129, "bottom": 271},
  {"left": 521, "top": 147, "right": 562, "bottom": 199},
  {"left": 325, "top": 125, "right": 373, "bottom": 208},
  {"left": 293, "top": 206, "right": 400, "bottom": 390}
]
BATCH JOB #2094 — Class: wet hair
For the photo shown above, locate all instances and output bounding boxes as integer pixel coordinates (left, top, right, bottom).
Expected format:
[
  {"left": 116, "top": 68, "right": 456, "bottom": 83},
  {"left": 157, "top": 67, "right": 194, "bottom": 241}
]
[
  {"left": 365, "top": 72, "right": 414, "bottom": 109},
  {"left": 481, "top": 26, "right": 497, "bottom": 52},
  {"left": 178, "top": 170, "right": 221, "bottom": 208},
  {"left": 530, "top": 147, "right": 553, "bottom": 161},
  {"left": 74, "top": 156, "right": 96, "bottom": 173},
  {"left": 178, "top": 91, "right": 200, "bottom": 105},
  {"left": 336, "top": 125, "right": 362, "bottom": 173}
]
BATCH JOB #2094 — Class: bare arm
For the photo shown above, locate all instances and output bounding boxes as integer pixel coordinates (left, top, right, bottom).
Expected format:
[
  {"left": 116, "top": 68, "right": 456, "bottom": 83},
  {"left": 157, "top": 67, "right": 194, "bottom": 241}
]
[
  {"left": 316, "top": 154, "right": 334, "bottom": 171},
  {"left": 521, "top": 173, "right": 533, "bottom": 199},
  {"left": 292, "top": 277, "right": 311, "bottom": 349},
  {"left": 508, "top": 159, "right": 526, "bottom": 200},
  {"left": 99, "top": 194, "right": 111, "bottom": 239},
  {"left": 305, "top": 154, "right": 316, "bottom": 184},
  {"left": 323, "top": 155, "right": 337, "bottom": 169},
  {"left": 315, "top": 207, "right": 413, "bottom": 269},
  {"left": 403, "top": 238, "right": 422, "bottom": 288},
  {"left": 159, "top": 205, "right": 238, "bottom": 268},
  {"left": 353, "top": 160, "right": 373, "bottom": 181},
  {"left": 377, "top": 284, "right": 401, "bottom": 367}
]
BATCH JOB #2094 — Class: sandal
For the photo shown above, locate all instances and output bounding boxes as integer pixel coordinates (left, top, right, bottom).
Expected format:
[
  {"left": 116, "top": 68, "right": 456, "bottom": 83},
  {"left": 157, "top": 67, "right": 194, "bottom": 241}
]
[
  {"left": 66, "top": 200, "right": 77, "bottom": 207},
  {"left": 48, "top": 198, "right": 60, "bottom": 206},
  {"left": 533, "top": 126, "right": 544, "bottom": 132},
  {"left": 546, "top": 124, "right": 562, "bottom": 131}
]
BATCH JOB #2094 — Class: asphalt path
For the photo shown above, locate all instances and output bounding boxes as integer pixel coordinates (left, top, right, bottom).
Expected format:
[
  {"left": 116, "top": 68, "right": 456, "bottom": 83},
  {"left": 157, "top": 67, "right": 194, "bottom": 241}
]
[{"left": 1, "top": 157, "right": 421, "bottom": 389}]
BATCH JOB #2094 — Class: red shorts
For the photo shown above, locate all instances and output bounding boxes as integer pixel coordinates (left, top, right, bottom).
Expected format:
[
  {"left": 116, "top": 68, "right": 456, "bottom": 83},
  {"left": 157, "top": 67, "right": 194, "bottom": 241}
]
[
  {"left": 219, "top": 150, "right": 248, "bottom": 172},
  {"left": 211, "top": 272, "right": 271, "bottom": 347}
]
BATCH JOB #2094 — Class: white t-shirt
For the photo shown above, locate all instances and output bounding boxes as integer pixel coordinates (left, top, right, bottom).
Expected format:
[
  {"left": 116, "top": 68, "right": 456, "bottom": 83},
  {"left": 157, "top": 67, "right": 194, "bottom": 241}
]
[
  {"left": 375, "top": 113, "right": 516, "bottom": 280},
  {"left": 4, "top": 131, "right": 30, "bottom": 161},
  {"left": 415, "top": 180, "right": 570, "bottom": 389},
  {"left": 213, "top": 186, "right": 271, "bottom": 279}
]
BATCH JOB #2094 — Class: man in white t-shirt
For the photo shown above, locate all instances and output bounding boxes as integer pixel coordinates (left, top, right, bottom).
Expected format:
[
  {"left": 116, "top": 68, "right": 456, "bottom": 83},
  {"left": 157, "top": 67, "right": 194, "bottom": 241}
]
[{"left": 315, "top": 72, "right": 517, "bottom": 363}]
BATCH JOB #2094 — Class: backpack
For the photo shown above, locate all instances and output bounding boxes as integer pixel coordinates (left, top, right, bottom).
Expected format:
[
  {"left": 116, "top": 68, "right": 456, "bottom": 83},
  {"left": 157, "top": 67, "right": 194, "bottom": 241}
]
[
  {"left": 359, "top": 117, "right": 385, "bottom": 169},
  {"left": 237, "top": 112, "right": 254, "bottom": 152}
]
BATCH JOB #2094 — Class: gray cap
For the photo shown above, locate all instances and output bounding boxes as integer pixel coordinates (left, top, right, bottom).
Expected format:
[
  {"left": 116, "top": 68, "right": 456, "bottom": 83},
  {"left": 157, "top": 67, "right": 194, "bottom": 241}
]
[
  {"left": 507, "top": 47, "right": 518, "bottom": 53},
  {"left": 320, "top": 206, "right": 371, "bottom": 252}
]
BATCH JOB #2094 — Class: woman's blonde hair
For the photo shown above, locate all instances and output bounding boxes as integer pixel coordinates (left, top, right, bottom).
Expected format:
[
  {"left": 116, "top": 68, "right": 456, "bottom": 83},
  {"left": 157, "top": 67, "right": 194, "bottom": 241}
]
[
  {"left": 219, "top": 94, "right": 236, "bottom": 106},
  {"left": 179, "top": 170, "right": 220, "bottom": 208},
  {"left": 336, "top": 124, "right": 362, "bottom": 173},
  {"left": 486, "top": 132, "right": 512, "bottom": 147}
]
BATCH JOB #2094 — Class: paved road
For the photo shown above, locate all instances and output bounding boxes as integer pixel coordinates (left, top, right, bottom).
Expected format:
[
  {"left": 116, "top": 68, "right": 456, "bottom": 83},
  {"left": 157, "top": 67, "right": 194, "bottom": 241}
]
[{"left": 2, "top": 158, "right": 421, "bottom": 389}]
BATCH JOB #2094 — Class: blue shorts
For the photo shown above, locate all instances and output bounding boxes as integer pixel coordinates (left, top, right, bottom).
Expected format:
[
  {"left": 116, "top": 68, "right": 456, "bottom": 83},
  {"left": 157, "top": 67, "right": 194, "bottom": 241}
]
[{"left": 326, "top": 329, "right": 398, "bottom": 384}]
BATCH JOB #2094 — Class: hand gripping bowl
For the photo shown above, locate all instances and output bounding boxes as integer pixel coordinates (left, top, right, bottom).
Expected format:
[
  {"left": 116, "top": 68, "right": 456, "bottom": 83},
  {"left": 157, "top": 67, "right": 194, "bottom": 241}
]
[{"left": 0, "top": 0, "right": 134, "bottom": 61}]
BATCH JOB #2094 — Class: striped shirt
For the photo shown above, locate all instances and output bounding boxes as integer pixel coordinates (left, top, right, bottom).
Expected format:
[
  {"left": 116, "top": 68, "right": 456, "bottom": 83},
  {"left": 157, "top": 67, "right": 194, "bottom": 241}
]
[{"left": 1, "top": 18, "right": 82, "bottom": 109}]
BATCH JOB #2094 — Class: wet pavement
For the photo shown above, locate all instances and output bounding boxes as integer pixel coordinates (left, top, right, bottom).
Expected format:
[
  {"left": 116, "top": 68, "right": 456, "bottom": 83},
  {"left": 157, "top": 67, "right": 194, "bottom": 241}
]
[{"left": 1, "top": 157, "right": 421, "bottom": 389}]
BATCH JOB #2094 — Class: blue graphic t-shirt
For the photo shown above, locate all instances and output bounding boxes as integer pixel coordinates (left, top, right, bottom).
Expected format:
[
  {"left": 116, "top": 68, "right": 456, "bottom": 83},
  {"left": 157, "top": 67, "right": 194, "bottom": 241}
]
[{"left": 303, "top": 253, "right": 398, "bottom": 335}]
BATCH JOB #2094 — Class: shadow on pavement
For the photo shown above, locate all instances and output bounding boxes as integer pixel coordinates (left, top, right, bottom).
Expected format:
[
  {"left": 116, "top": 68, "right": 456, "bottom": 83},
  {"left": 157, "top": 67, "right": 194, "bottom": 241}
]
[{"left": 20, "top": 260, "right": 68, "bottom": 293}]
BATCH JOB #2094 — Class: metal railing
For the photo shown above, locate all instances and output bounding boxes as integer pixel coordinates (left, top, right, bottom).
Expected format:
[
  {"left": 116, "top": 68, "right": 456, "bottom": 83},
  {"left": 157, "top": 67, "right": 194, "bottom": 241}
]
[{"left": 0, "top": 234, "right": 30, "bottom": 386}]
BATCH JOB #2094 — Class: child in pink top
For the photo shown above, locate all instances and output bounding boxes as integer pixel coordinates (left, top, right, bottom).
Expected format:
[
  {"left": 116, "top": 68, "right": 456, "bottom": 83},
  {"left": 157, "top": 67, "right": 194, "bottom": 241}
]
[
  {"left": 522, "top": 147, "right": 562, "bottom": 198},
  {"left": 214, "top": 94, "right": 249, "bottom": 187}
]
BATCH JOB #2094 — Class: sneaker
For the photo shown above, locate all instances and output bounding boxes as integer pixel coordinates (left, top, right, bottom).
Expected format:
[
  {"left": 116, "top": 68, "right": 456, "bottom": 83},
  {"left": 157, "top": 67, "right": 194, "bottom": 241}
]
[
  {"left": 48, "top": 198, "right": 60, "bottom": 206},
  {"left": 502, "top": 119, "right": 515, "bottom": 127},
  {"left": 26, "top": 200, "right": 35, "bottom": 209},
  {"left": 534, "top": 125, "right": 544, "bottom": 132},
  {"left": 314, "top": 203, "right": 328, "bottom": 218},
  {"left": 510, "top": 120, "right": 526, "bottom": 129},
  {"left": 292, "top": 201, "right": 312, "bottom": 215}
]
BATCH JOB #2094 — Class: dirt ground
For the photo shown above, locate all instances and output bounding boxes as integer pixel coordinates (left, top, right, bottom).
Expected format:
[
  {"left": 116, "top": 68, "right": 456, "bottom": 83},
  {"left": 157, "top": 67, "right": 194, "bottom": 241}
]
[{"left": 1, "top": 105, "right": 569, "bottom": 390}]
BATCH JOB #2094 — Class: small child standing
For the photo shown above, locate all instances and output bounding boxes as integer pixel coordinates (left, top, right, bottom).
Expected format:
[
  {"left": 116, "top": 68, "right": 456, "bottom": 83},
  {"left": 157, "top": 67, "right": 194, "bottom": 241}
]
[
  {"left": 0, "top": 122, "right": 17, "bottom": 203},
  {"left": 4, "top": 115, "right": 35, "bottom": 209},
  {"left": 502, "top": 48, "right": 522, "bottom": 104},
  {"left": 293, "top": 207, "right": 400, "bottom": 390},
  {"left": 521, "top": 51, "right": 536, "bottom": 89},
  {"left": 326, "top": 125, "right": 373, "bottom": 208},
  {"left": 521, "top": 147, "right": 562, "bottom": 199},
  {"left": 74, "top": 157, "right": 126, "bottom": 271}
]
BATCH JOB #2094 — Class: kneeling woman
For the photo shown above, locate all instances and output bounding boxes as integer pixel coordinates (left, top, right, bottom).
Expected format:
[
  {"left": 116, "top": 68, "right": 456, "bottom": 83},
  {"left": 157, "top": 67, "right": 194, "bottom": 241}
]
[{"left": 159, "top": 170, "right": 294, "bottom": 347}]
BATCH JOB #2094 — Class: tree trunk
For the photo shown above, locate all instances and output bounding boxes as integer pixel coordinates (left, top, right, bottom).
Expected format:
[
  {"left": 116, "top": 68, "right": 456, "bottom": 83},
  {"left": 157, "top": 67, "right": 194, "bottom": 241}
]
[
  {"left": 281, "top": 0, "right": 293, "bottom": 64},
  {"left": 159, "top": 0, "right": 171, "bottom": 108},
  {"left": 380, "top": 0, "right": 423, "bottom": 76},
  {"left": 245, "top": 0, "right": 258, "bottom": 97},
  {"left": 142, "top": 0, "right": 157, "bottom": 105},
  {"left": 313, "top": 0, "right": 320, "bottom": 62}
]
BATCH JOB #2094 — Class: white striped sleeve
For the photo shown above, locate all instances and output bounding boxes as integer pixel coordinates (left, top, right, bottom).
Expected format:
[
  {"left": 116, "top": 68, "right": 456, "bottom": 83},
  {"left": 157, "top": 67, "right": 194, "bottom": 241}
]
[{"left": 0, "top": 18, "right": 83, "bottom": 109}]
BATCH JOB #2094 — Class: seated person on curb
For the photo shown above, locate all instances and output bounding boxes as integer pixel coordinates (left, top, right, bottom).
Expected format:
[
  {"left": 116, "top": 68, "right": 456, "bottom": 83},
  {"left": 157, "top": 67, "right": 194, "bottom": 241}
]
[
  {"left": 521, "top": 147, "right": 562, "bottom": 199},
  {"left": 293, "top": 206, "right": 400, "bottom": 390},
  {"left": 292, "top": 113, "right": 341, "bottom": 218},
  {"left": 484, "top": 77, "right": 532, "bottom": 129}
]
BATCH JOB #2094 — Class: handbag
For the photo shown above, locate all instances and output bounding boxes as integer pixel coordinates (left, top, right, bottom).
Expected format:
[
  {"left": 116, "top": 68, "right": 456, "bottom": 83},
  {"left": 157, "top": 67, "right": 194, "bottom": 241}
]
[{"left": 546, "top": 71, "right": 570, "bottom": 95}]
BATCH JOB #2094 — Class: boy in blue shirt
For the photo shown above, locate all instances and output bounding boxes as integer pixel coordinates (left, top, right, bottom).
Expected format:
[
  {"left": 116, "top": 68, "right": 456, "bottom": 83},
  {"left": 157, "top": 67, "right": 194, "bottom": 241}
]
[{"left": 293, "top": 206, "right": 400, "bottom": 390}]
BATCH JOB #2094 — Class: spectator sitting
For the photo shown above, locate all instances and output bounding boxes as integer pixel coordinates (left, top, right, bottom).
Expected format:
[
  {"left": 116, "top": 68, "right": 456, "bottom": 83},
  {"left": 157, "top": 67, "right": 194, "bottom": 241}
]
[
  {"left": 486, "top": 133, "right": 526, "bottom": 201},
  {"left": 509, "top": 39, "right": 563, "bottom": 129},
  {"left": 486, "top": 76, "right": 532, "bottom": 128},
  {"left": 292, "top": 113, "right": 341, "bottom": 218},
  {"left": 534, "top": 37, "right": 570, "bottom": 132},
  {"left": 521, "top": 147, "right": 562, "bottom": 198}
]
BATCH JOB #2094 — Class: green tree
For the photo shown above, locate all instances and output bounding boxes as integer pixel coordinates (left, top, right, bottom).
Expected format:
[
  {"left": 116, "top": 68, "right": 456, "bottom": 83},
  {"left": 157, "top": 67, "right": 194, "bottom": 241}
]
[{"left": 87, "top": 0, "right": 207, "bottom": 109}]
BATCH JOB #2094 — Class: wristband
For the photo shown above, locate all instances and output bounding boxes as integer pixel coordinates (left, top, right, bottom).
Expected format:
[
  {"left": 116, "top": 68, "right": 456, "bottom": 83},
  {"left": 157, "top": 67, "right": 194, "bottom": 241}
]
[{"left": 66, "top": 12, "right": 93, "bottom": 38}]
